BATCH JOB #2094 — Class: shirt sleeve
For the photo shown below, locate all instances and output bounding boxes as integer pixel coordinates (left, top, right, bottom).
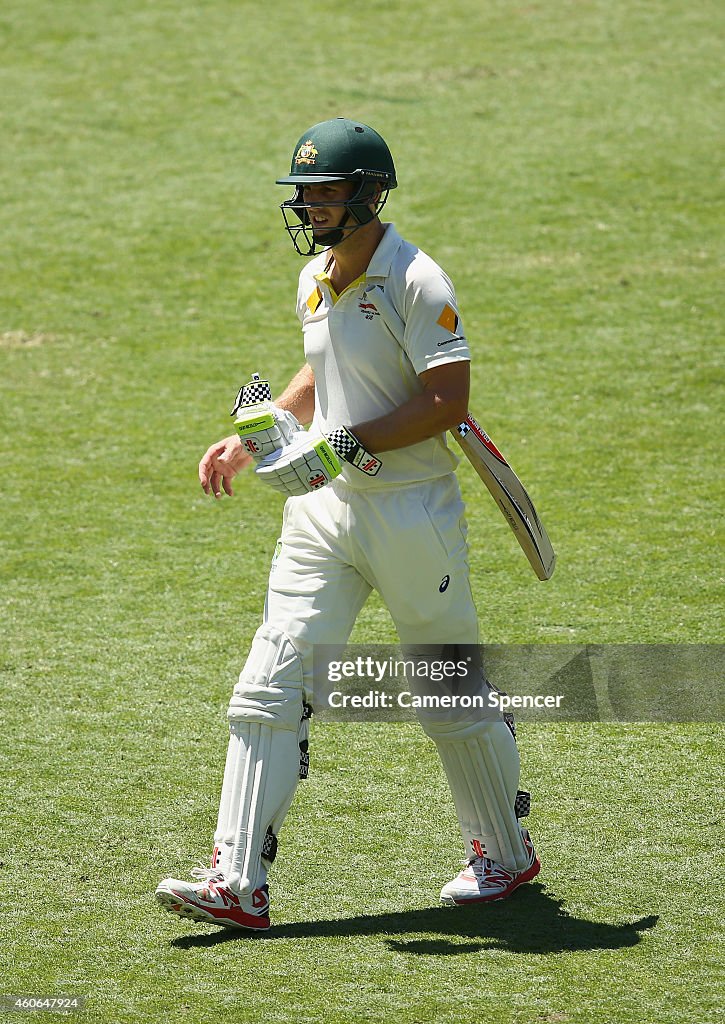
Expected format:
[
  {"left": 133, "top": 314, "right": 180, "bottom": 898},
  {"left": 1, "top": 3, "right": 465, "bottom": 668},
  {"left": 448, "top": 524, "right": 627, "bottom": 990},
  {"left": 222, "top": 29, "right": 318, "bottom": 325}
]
[
  {"left": 296, "top": 260, "right": 327, "bottom": 325},
  {"left": 401, "top": 256, "right": 471, "bottom": 375}
]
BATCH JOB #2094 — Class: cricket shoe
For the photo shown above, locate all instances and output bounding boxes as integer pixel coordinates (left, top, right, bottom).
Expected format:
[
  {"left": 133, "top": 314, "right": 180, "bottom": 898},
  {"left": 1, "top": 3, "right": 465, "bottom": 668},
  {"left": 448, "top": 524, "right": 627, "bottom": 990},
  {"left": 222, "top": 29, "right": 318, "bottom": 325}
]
[
  {"left": 155, "top": 866, "right": 270, "bottom": 930},
  {"left": 440, "top": 829, "right": 541, "bottom": 905}
]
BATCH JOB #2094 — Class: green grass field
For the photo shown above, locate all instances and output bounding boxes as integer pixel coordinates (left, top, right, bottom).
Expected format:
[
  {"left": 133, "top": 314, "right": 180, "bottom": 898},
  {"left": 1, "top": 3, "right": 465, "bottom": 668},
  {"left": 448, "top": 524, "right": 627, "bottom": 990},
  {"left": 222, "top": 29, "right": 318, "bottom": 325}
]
[{"left": 1, "top": 1, "right": 723, "bottom": 1022}]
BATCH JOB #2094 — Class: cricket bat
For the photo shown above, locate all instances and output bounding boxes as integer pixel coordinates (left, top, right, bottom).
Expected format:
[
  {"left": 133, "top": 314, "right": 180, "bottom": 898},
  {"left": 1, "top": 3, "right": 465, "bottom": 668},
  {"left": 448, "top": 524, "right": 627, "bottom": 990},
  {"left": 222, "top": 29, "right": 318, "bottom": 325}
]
[{"left": 454, "top": 414, "right": 556, "bottom": 580}]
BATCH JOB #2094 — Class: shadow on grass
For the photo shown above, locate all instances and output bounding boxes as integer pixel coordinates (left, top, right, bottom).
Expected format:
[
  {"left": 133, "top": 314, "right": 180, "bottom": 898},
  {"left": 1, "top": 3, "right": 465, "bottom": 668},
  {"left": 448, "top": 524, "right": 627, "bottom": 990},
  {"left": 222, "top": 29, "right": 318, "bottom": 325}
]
[{"left": 170, "top": 883, "right": 659, "bottom": 955}]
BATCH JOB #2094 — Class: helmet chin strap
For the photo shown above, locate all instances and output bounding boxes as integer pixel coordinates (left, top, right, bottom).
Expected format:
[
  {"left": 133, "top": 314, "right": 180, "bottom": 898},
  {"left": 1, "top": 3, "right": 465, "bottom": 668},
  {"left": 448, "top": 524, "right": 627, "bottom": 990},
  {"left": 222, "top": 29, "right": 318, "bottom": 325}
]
[{"left": 311, "top": 209, "right": 354, "bottom": 251}]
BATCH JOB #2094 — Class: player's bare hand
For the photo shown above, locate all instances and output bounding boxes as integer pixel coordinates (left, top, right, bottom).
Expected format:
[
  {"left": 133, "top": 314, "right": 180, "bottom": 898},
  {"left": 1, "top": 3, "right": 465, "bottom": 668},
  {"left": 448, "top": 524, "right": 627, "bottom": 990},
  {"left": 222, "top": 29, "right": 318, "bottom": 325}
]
[{"left": 199, "top": 435, "right": 252, "bottom": 499}]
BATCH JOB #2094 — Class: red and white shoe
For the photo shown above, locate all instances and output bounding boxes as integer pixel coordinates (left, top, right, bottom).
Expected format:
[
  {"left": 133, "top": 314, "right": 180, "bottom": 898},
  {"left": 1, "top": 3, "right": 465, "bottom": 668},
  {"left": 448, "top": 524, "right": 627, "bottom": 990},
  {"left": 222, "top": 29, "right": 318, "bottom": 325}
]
[
  {"left": 440, "top": 829, "right": 541, "bottom": 905},
  {"left": 155, "top": 867, "right": 270, "bottom": 930}
]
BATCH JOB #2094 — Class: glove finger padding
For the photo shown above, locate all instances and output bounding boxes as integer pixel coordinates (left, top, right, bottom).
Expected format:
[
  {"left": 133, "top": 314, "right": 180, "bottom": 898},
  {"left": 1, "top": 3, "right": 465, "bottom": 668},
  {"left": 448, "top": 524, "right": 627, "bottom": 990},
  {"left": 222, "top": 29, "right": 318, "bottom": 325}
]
[
  {"left": 234, "top": 404, "right": 301, "bottom": 462},
  {"left": 255, "top": 432, "right": 342, "bottom": 497}
]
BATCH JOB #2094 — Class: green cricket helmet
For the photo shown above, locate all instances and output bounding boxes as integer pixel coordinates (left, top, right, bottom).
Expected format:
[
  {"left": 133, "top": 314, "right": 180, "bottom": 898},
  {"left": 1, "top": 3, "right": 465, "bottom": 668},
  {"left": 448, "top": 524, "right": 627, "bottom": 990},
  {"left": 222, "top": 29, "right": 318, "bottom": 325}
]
[{"left": 276, "top": 117, "right": 397, "bottom": 255}]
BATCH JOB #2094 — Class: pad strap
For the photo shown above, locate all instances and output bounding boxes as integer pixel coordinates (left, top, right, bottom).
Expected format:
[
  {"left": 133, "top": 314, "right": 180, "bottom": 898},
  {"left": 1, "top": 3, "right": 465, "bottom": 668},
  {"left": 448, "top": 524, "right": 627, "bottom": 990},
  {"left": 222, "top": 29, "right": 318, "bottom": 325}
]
[
  {"left": 299, "top": 702, "right": 313, "bottom": 779},
  {"left": 514, "top": 790, "right": 531, "bottom": 819},
  {"left": 261, "top": 826, "right": 278, "bottom": 864}
]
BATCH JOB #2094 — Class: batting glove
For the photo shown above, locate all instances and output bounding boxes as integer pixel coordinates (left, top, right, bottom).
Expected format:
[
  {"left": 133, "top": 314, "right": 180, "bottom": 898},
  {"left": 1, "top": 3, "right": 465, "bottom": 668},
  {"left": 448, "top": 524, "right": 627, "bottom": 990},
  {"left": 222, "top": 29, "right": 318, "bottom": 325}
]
[
  {"left": 325, "top": 426, "right": 382, "bottom": 477},
  {"left": 255, "top": 431, "right": 342, "bottom": 496},
  {"left": 231, "top": 373, "right": 301, "bottom": 462},
  {"left": 254, "top": 425, "right": 383, "bottom": 497}
]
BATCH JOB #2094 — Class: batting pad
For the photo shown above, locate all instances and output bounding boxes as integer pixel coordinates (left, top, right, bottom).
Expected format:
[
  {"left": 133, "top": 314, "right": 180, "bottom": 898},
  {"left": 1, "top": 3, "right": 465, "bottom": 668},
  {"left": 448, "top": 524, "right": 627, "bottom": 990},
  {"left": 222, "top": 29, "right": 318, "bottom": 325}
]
[
  {"left": 424, "top": 719, "right": 530, "bottom": 871},
  {"left": 214, "top": 624, "right": 305, "bottom": 895}
]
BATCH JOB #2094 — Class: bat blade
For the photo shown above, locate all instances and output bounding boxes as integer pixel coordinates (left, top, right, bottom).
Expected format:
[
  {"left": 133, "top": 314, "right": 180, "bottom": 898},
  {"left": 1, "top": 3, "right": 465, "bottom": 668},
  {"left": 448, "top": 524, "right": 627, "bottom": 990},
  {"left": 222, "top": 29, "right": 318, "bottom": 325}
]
[{"left": 454, "top": 413, "right": 556, "bottom": 581}]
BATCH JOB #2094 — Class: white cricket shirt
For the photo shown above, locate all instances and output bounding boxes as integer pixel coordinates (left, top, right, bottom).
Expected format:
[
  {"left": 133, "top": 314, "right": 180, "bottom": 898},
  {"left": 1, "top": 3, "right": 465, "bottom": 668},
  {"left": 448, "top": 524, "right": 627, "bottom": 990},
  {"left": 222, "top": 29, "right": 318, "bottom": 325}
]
[{"left": 295, "top": 223, "right": 471, "bottom": 490}]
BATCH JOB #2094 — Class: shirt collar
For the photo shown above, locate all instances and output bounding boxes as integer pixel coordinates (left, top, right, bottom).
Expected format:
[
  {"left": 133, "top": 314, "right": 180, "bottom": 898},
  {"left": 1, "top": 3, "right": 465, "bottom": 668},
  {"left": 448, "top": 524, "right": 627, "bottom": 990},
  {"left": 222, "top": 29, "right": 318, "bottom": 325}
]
[{"left": 365, "top": 223, "right": 403, "bottom": 280}]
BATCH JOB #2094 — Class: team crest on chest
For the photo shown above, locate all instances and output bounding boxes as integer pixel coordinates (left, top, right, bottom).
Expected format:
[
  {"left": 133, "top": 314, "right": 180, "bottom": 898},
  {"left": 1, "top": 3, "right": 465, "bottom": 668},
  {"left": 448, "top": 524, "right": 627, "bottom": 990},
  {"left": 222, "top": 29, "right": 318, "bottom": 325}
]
[
  {"left": 295, "top": 140, "right": 318, "bottom": 166},
  {"left": 358, "top": 299, "right": 380, "bottom": 320}
]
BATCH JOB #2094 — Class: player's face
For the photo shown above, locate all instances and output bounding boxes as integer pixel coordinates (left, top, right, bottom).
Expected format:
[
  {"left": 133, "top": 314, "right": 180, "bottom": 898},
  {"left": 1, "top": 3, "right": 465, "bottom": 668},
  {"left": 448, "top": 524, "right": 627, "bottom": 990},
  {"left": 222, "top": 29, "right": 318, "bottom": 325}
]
[{"left": 301, "top": 181, "right": 356, "bottom": 235}]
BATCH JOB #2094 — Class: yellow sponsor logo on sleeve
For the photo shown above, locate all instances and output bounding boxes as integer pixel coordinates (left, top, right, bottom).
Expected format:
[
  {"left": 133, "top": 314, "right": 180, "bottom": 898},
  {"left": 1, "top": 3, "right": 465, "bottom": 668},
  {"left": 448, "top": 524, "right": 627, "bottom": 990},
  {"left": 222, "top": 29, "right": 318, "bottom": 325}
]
[{"left": 436, "top": 304, "right": 459, "bottom": 333}]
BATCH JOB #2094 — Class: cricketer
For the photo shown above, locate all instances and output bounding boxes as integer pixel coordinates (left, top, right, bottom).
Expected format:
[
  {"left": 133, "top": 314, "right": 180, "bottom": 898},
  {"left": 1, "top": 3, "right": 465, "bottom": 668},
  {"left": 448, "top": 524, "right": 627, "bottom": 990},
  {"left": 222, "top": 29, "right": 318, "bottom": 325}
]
[{"left": 155, "top": 118, "right": 541, "bottom": 930}]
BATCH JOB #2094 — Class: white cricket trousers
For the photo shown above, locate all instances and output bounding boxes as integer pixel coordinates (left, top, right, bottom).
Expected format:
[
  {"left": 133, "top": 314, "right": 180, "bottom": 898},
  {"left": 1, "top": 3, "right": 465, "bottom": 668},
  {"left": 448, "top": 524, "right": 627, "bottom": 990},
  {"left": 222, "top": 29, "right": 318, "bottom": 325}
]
[{"left": 263, "top": 472, "right": 479, "bottom": 686}]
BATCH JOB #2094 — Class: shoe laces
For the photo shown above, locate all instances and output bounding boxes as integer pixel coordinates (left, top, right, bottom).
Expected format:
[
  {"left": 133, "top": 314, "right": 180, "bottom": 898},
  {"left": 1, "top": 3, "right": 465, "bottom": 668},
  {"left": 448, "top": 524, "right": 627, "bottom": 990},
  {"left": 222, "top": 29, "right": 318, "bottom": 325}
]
[
  {"left": 468, "top": 856, "right": 496, "bottom": 874},
  {"left": 190, "top": 863, "right": 226, "bottom": 883}
]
